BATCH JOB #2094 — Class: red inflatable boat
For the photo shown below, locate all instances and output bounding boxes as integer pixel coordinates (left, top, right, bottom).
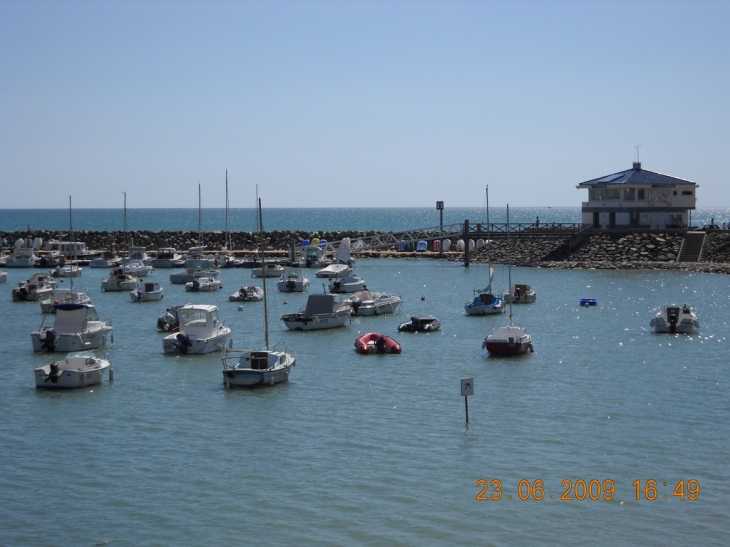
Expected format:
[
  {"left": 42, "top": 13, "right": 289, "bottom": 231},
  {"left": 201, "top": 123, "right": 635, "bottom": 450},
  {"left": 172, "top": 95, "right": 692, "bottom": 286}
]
[{"left": 354, "top": 332, "right": 402, "bottom": 354}]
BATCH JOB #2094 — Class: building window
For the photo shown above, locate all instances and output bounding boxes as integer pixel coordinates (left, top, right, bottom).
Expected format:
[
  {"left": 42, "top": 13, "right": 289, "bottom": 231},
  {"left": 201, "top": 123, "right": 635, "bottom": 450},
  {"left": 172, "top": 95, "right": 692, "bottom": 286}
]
[
  {"left": 589, "top": 189, "right": 603, "bottom": 201},
  {"left": 682, "top": 190, "right": 693, "bottom": 196},
  {"left": 623, "top": 188, "right": 635, "bottom": 201},
  {"left": 604, "top": 188, "right": 620, "bottom": 200},
  {"left": 637, "top": 189, "right": 645, "bottom": 200}
]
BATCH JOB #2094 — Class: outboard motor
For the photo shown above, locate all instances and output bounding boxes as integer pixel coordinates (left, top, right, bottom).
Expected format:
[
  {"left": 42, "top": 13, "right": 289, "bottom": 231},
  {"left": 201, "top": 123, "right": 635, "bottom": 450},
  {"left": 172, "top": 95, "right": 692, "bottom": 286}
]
[
  {"left": 45, "top": 362, "right": 61, "bottom": 384},
  {"left": 17, "top": 286, "right": 29, "bottom": 301},
  {"left": 306, "top": 257, "right": 312, "bottom": 268},
  {"left": 669, "top": 313, "right": 678, "bottom": 334},
  {"left": 174, "top": 332, "right": 193, "bottom": 354},
  {"left": 41, "top": 329, "right": 57, "bottom": 352},
  {"left": 375, "top": 336, "right": 386, "bottom": 354},
  {"left": 239, "top": 287, "right": 248, "bottom": 300},
  {"left": 286, "top": 279, "right": 295, "bottom": 292},
  {"left": 351, "top": 300, "right": 361, "bottom": 315},
  {"left": 515, "top": 287, "right": 521, "bottom": 301},
  {"left": 191, "top": 279, "right": 200, "bottom": 292}
]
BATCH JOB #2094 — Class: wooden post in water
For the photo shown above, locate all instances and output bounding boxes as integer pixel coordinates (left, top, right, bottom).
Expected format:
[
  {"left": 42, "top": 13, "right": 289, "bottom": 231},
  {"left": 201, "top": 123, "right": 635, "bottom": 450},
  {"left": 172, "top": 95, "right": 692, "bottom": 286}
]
[{"left": 463, "top": 219, "right": 470, "bottom": 267}]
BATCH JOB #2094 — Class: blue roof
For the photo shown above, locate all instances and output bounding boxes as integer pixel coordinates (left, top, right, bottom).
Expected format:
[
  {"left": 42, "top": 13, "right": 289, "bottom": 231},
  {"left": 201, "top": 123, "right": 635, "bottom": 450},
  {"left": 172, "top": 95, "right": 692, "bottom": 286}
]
[{"left": 577, "top": 163, "right": 697, "bottom": 187}]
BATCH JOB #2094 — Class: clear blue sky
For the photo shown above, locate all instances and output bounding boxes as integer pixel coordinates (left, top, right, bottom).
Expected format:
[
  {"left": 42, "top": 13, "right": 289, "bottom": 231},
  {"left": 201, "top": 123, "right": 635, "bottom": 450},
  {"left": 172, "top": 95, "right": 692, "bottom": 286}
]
[{"left": 2, "top": 0, "right": 728, "bottom": 209}]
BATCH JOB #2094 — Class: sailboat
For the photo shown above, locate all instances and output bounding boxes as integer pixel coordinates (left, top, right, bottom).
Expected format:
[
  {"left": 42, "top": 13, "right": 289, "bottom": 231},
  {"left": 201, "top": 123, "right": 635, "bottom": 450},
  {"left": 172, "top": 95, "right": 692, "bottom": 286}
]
[
  {"left": 465, "top": 186, "right": 505, "bottom": 315},
  {"left": 52, "top": 197, "right": 83, "bottom": 278},
  {"left": 222, "top": 198, "right": 296, "bottom": 387},
  {"left": 219, "top": 170, "right": 239, "bottom": 268},
  {"left": 483, "top": 205, "right": 534, "bottom": 355}
]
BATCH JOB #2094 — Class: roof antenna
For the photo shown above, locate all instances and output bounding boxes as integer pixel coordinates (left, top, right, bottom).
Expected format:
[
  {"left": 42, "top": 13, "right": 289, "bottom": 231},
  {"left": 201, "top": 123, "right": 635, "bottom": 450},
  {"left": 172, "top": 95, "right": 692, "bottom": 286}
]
[
  {"left": 633, "top": 144, "right": 641, "bottom": 170},
  {"left": 635, "top": 144, "right": 641, "bottom": 163}
]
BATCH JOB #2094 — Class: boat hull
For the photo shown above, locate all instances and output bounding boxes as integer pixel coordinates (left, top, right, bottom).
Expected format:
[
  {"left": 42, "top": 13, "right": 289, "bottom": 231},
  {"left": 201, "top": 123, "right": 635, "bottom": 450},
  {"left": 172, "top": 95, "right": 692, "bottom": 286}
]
[
  {"left": 281, "top": 312, "right": 349, "bottom": 331},
  {"left": 31, "top": 325, "right": 113, "bottom": 353},
  {"left": 162, "top": 330, "right": 231, "bottom": 354},
  {"left": 34, "top": 355, "right": 110, "bottom": 389}
]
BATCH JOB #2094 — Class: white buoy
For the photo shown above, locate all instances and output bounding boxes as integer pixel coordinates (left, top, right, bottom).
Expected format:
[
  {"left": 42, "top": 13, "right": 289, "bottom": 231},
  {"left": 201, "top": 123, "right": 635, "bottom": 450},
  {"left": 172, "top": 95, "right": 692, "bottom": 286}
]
[
  {"left": 109, "top": 368, "right": 114, "bottom": 381},
  {"left": 238, "top": 305, "right": 243, "bottom": 311}
]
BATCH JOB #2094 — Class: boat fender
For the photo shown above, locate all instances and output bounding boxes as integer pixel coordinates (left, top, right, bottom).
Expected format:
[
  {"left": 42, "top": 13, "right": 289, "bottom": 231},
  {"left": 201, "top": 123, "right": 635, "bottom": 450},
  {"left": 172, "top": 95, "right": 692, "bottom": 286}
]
[{"left": 269, "top": 377, "right": 275, "bottom": 386}]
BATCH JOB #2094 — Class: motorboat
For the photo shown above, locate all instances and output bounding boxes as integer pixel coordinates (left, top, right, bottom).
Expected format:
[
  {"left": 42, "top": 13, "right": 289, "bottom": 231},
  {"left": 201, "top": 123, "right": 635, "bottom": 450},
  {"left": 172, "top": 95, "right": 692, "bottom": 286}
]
[
  {"left": 252, "top": 263, "right": 285, "bottom": 278},
  {"left": 169, "top": 258, "right": 220, "bottom": 284},
  {"left": 127, "top": 246, "right": 152, "bottom": 266},
  {"left": 281, "top": 293, "right": 352, "bottom": 331},
  {"left": 354, "top": 332, "right": 402, "bottom": 354},
  {"left": 12, "top": 272, "right": 57, "bottom": 302},
  {"left": 89, "top": 249, "right": 122, "bottom": 268},
  {"left": 40, "top": 287, "right": 92, "bottom": 314},
  {"left": 580, "top": 298, "right": 598, "bottom": 306},
  {"left": 315, "top": 263, "right": 352, "bottom": 278},
  {"left": 503, "top": 283, "right": 537, "bottom": 304},
  {"left": 162, "top": 305, "right": 231, "bottom": 354},
  {"left": 398, "top": 315, "right": 441, "bottom": 333},
  {"left": 5, "top": 246, "right": 37, "bottom": 267},
  {"left": 101, "top": 267, "right": 138, "bottom": 291},
  {"left": 223, "top": 198, "right": 296, "bottom": 387},
  {"left": 31, "top": 303, "right": 113, "bottom": 352},
  {"left": 333, "top": 237, "right": 355, "bottom": 267},
  {"left": 328, "top": 274, "right": 366, "bottom": 293},
  {"left": 150, "top": 247, "right": 184, "bottom": 268},
  {"left": 347, "top": 290, "right": 403, "bottom": 317},
  {"left": 299, "top": 240, "right": 330, "bottom": 268},
  {"left": 484, "top": 205, "right": 534, "bottom": 356},
  {"left": 52, "top": 264, "right": 83, "bottom": 278},
  {"left": 650, "top": 304, "right": 700, "bottom": 334},
  {"left": 157, "top": 304, "right": 186, "bottom": 332},
  {"left": 34, "top": 352, "right": 112, "bottom": 389},
  {"left": 229, "top": 285, "right": 264, "bottom": 302},
  {"left": 122, "top": 259, "right": 154, "bottom": 277},
  {"left": 131, "top": 282, "right": 164, "bottom": 302},
  {"left": 483, "top": 324, "right": 534, "bottom": 355},
  {"left": 185, "top": 276, "right": 222, "bottom": 292},
  {"left": 276, "top": 268, "right": 309, "bottom": 293}
]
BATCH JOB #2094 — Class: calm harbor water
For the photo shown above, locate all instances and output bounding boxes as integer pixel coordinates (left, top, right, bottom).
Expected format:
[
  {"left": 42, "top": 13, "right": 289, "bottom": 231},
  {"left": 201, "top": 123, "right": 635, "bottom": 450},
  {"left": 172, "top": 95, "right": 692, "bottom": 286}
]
[{"left": 0, "top": 257, "right": 727, "bottom": 546}]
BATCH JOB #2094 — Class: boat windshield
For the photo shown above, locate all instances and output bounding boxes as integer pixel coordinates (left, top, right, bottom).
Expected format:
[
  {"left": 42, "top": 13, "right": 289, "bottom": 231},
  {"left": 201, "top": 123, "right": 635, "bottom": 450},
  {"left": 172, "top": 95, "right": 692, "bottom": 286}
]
[
  {"left": 85, "top": 307, "right": 100, "bottom": 321},
  {"left": 179, "top": 309, "right": 208, "bottom": 328}
]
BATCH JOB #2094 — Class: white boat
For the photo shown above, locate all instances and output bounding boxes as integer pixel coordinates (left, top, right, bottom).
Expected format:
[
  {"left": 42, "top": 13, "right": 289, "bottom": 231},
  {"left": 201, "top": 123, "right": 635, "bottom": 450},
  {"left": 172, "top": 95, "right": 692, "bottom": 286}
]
[
  {"left": 89, "top": 249, "right": 122, "bottom": 268},
  {"left": 127, "top": 246, "right": 152, "bottom": 265},
  {"left": 123, "top": 259, "right": 154, "bottom": 277},
  {"left": 223, "top": 198, "right": 296, "bottom": 387},
  {"left": 5, "top": 246, "right": 37, "bottom": 267},
  {"left": 0, "top": 270, "right": 6, "bottom": 283},
  {"left": 465, "top": 187, "right": 506, "bottom": 316},
  {"left": 328, "top": 274, "right": 366, "bottom": 293},
  {"left": 484, "top": 205, "right": 534, "bottom": 356},
  {"left": 650, "top": 304, "right": 700, "bottom": 334},
  {"left": 31, "top": 303, "right": 113, "bottom": 352},
  {"left": 169, "top": 259, "right": 220, "bottom": 284},
  {"left": 162, "top": 304, "right": 231, "bottom": 354},
  {"left": 229, "top": 285, "right": 264, "bottom": 302},
  {"left": 52, "top": 264, "right": 83, "bottom": 277},
  {"left": 315, "top": 263, "right": 353, "bottom": 278},
  {"left": 281, "top": 293, "right": 351, "bottom": 331},
  {"left": 150, "top": 247, "right": 183, "bottom": 268},
  {"left": 157, "top": 304, "right": 186, "bottom": 332},
  {"left": 40, "top": 287, "right": 91, "bottom": 314},
  {"left": 185, "top": 276, "right": 222, "bottom": 292},
  {"left": 334, "top": 237, "right": 355, "bottom": 267},
  {"left": 503, "top": 283, "right": 537, "bottom": 304},
  {"left": 348, "top": 290, "right": 403, "bottom": 316},
  {"left": 299, "top": 241, "right": 330, "bottom": 268},
  {"left": 12, "top": 272, "right": 57, "bottom": 302},
  {"left": 131, "top": 282, "right": 164, "bottom": 302},
  {"left": 101, "top": 268, "right": 138, "bottom": 291},
  {"left": 252, "top": 263, "right": 285, "bottom": 278},
  {"left": 277, "top": 268, "right": 309, "bottom": 293},
  {"left": 34, "top": 352, "right": 111, "bottom": 389}
]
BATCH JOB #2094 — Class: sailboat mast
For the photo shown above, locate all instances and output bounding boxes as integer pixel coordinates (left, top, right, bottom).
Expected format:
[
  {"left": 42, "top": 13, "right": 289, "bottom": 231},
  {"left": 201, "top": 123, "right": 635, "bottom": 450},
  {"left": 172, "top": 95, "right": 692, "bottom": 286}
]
[
  {"left": 69, "top": 195, "right": 75, "bottom": 260},
  {"left": 198, "top": 183, "right": 202, "bottom": 247},
  {"left": 507, "top": 204, "right": 513, "bottom": 326},
  {"left": 258, "top": 198, "right": 269, "bottom": 350},
  {"left": 486, "top": 186, "right": 492, "bottom": 293},
  {"left": 123, "top": 191, "right": 127, "bottom": 252},
  {"left": 225, "top": 170, "right": 230, "bottom": 250}
]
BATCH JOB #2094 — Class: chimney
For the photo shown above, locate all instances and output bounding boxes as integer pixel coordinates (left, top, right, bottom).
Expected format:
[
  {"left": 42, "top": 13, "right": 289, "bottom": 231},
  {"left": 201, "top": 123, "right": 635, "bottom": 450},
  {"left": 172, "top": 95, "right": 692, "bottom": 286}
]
[{"left": 633, "top": 162, "right": 642, "bottom": 171}]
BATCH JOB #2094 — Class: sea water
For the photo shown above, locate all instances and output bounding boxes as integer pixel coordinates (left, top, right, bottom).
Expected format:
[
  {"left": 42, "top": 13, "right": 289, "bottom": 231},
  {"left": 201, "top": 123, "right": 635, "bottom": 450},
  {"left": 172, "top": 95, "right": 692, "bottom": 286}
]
[
  {"left": 0, "top": 257, "right": 727, "bottom": 546},
  {"left": 2, "top": 207, "right": 729, "bottom": 233}
]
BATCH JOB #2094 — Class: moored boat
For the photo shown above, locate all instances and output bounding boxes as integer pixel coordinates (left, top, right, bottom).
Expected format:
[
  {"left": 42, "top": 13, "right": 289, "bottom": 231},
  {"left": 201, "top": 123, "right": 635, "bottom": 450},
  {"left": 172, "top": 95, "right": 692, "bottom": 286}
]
[
  {"left": 34, "top": 352, "right": 111, "bottom": 389},
  {"left": 281, "top": 293, "right": 351, "bottom": 331},
  {"left": 162, "top": 304, "right": 231, "bottom": 354},
  {"left": 31, "top": 303, "right": 113, "bottom": 352},
  {"left": 131, "top": 282, "right": 164, "bottom": 302},
  {"left": 397, "top": 315, "right": 441, "bottom": 333},
  {"left": 650, "top": 304, "right": 700, "bottom": 334},
  {"left": 354, "top": 332, "right": 402, "bottom": 354}
]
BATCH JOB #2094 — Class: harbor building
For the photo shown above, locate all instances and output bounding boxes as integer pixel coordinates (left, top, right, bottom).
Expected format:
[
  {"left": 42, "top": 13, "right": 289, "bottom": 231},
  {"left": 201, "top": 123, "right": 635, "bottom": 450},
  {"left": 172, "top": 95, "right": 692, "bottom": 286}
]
[{"left": 577, "top": 162, "right": 698, "bottom": 229}]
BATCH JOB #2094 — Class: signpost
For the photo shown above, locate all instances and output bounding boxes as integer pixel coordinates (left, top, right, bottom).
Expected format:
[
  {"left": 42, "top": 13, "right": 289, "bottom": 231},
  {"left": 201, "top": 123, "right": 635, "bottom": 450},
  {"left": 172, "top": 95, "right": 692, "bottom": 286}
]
[
  {"left": 461, "top": 377, "right": 474, "bottom": 423},
  {"left": 436, "top": 201, "right": 444, "bottom": 229}
]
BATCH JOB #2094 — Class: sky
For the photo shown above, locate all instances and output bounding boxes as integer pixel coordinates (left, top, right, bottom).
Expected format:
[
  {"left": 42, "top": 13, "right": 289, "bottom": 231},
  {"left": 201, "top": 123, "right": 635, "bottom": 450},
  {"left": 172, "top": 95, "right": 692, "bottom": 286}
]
[{"left": 1, "top": 0, "right": 729, "bottom": 209}]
